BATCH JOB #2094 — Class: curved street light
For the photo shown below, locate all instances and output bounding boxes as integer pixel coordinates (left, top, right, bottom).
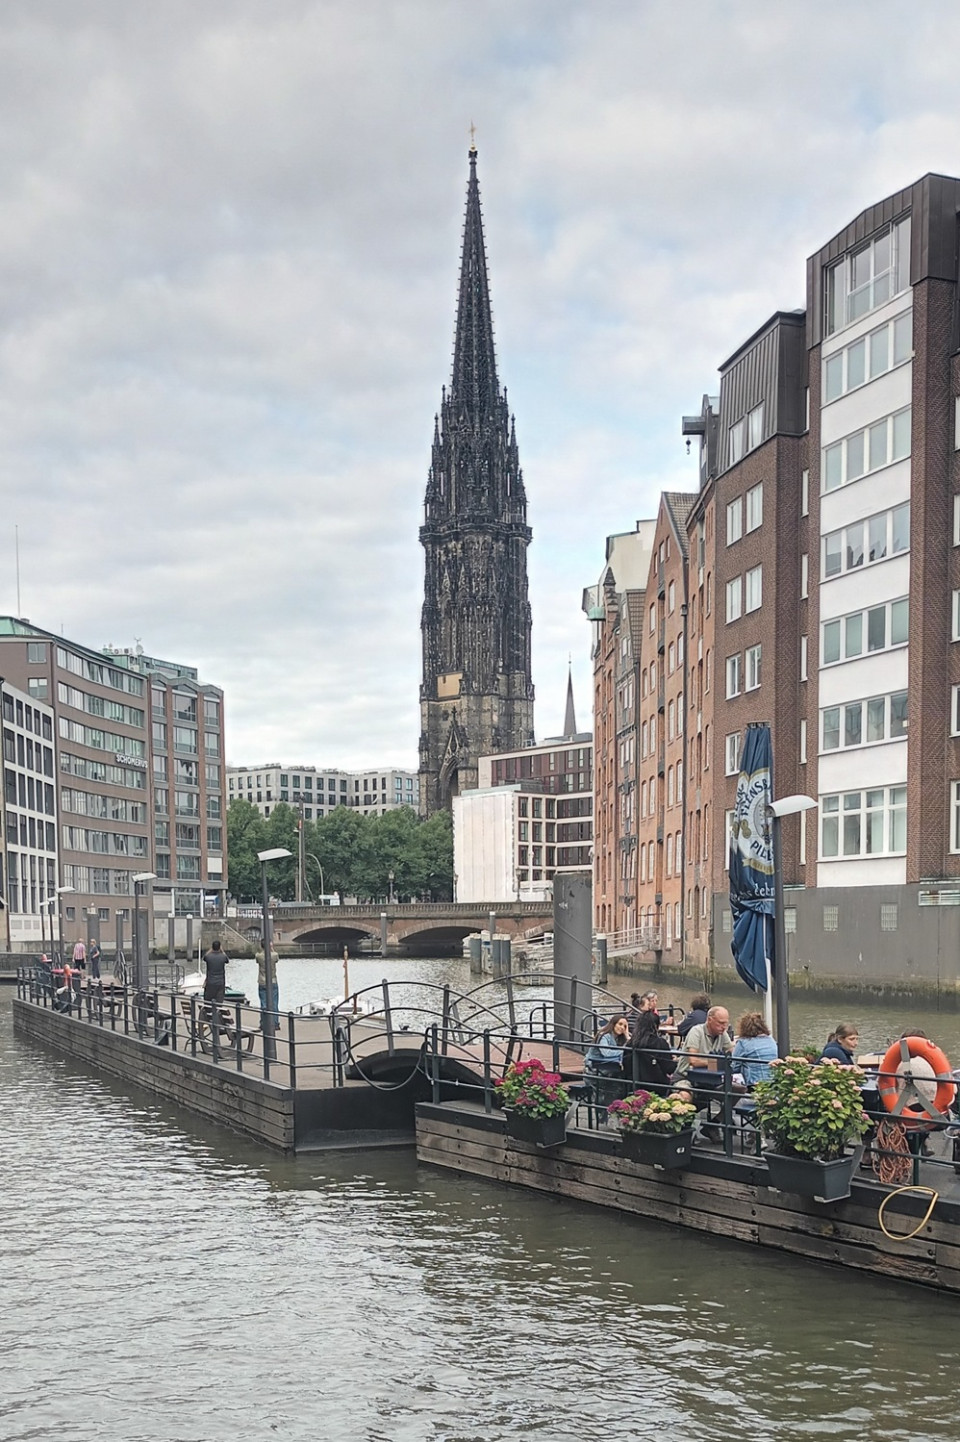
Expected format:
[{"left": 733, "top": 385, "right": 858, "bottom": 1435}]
[{"left": 257, "top": 848, "right": 291, "bottom": 1066}]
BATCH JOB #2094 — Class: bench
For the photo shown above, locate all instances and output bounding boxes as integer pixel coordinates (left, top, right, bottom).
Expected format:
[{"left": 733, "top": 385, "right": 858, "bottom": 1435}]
[{"left": 178, "top": 996, "right": 257, "bottom": 1055}]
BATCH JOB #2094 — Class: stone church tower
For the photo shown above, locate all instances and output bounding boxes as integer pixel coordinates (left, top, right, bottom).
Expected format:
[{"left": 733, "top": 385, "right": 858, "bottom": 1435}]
[{"left": 419, "top": 145, "right": 534, "bottom": 815}]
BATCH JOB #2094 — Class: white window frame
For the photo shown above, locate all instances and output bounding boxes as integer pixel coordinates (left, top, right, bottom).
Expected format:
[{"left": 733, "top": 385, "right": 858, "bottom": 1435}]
[
  {"left": 725, "top": 576, "right": 743, "bottom": 623},
  {"left": 821, "top": 597, "right": 909, "bottom": 665},
  {"left": 745, "top": 482, "right": 763, "bottom": 533},
  {"left": 955, "top": 397, "right": 960, "bottom": 451},
  {"left": 800, "top": 553, "right": 808, "bottom": 599},
  {"left": 799, "top": 718, "right": 807, "bottom": 765},
  {"left": 726, "top": 497, "right": 743, "bottom": 546},
  {"left": 821, "top": 785, "right": 907, "bottom": 859},
  {"left": 744, "top": 565, "right": 762, "bottom": 613},
  {"left": 823, "top": 310, "right": 913, "bottom": 402},
  {"left": 801, "top": 469, "right": 809, "bottom": 517},
  {"left": 800, "top": 634, "right": 808, "bottom": 682},
  {"left": 820, "top": 691, "right": 908, "bottom": 753},
  {"left": 954, "top": 494, "right": 960, "bottom": 546},
  {"left": 824, "top": 215, "right": 911, "bottom": 337},
  {"left": 952, "top": 684, "right": 960, "bottom": 738},
  {"left": 952, "top": 781, "right": 960, "bottom": 854},
  {"left": 724, "top": 732, "right": 740, "bottom": 776},
  {"left": 823, "top": 407, "right": 911, "bottom": 493},
  {"left": 729, "top": 419, "right": 745, "bottom": 467},
  {"left": 726, "top": 654, "right": 741, "bottom": 699},
  {"left": 953, "top": 591, "right": 960, "bottom": 644},
  {"left": 822, "top": 503, "right": 910, "bottom": 580},
  {"left": 745, "top": 644, "right": 762, "bottom": 692}
]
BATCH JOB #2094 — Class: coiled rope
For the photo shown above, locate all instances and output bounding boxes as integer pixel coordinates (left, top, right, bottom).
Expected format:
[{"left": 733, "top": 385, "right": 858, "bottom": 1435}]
[
  {"left": 871, "top": 1118, "right": 913, "bottom": 1185},
  {"left": 878, "top": 1185, "right": 939, "bottom": 1241}
]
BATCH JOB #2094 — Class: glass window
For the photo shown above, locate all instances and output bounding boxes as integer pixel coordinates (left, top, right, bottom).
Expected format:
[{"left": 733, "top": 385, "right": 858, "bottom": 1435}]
[
  {"left": 867, "top": 606, "right": 886, "bottom": 652},
  {"left": 824, "top": 443, "right": 843, "bottom": 491},
  {"left": 824, "top": 533, "right": 842, "bottom": 578},
  {"left": 844, "top": 703, "right": 862, "bottom": 748},
  {"left": 726, "top": 655, "right": 741, "bottom": 698},
  {"left": 725, "top": 577, "right": 742, "bottom": 623},
  {"left": 822, "top": 707, "right": 840, "bottom": 750},
  {"left": 868, "top": 514, "right": 887, "bottom": 563},
  {"left": 845, "top": 613, "right": 863, "bottom": 657},
  {"left": 823, "top": 621, "right": 841, "bottom": 665},
  {"left": 847, "top": 338, "right": 866, "bottom": 389},
  {"left": 745, "top": 565, "right": 762, "bottom": 612},
  {"left": 893, "top": 310, "right": 912, "bottom": 365},
  {"left": 745, "top": 483, "right": 763, "bottom": 532},
  {"left": 890, "top": 598, "right": 909, "bottom": 645},
  {"left": 866, "top": 698, "right": 886, "bottom": 742},
  {"left": 869, "top": 325, "right": 889, "bottom": 379},
  {"left": 890, "top": 691, "right": 908, "bottom": 739},
  {"left": 747, "top": 405, "right": 764, "bottom": 451},
  {"left": 847, "top": 431, "right": 865, "bottom": 480},
  {"left": 745, "top": 644, "right": 761, "bottom": 691},
  {"left": 726, "top": 498, "right": 743, "bottom": 544},
  {"left": 892, "top": 409, "right": 911, "bottom": 459},
  {"left": 824, "top": 354, "right": 843, "bottom": 402},
  {"left": 846, "top": 522, "right": 864, "bottom": 570},
  {"left": 892, "top": 503, "right": 910, "bottom": 553},
  {"left": 868, "top": 420, "right": 887, "bottom": 472}
]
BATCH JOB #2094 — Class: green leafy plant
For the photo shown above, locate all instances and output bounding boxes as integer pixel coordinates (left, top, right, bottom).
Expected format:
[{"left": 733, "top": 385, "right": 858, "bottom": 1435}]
[
  {"left": 753, "top": 1056, "right": 869, "bottom": 1161},
  {"left": 608, "top": 1090, "right": 696, "bottom": 1135},
  {"left": 494, "top": 1058, "right": 570, "bottom": 1118}
]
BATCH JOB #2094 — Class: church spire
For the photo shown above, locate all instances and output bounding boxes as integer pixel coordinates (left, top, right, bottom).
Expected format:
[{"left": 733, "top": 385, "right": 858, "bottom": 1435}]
[
  {"left": 563, "top": 663, "right": 578, "bottom": 739},
  {"left": 450, "top": 146, "right": 500, "bottom": 425}
]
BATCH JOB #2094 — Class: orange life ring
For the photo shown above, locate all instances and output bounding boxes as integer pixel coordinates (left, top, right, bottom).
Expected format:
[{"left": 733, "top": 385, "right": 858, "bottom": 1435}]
[{"left": 876, "top": 1038, "right": 956, "bottom": 1127}]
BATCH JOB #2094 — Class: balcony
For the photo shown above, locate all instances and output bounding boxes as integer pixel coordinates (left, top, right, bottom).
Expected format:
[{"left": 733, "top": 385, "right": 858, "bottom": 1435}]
[{"left": 657, "top": 624, "right": 665, "bottom": 655}]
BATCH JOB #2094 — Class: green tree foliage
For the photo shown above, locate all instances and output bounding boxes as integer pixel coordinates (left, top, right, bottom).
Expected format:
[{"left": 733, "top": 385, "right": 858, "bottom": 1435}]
[{"left": 227, "top": 799, "right": 454, "bottom": 903}]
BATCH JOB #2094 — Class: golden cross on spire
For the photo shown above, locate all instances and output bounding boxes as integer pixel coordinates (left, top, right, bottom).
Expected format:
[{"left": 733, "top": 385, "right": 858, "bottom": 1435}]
[{"left": 469, "top": 120, "right": 477, "bottom": 152}]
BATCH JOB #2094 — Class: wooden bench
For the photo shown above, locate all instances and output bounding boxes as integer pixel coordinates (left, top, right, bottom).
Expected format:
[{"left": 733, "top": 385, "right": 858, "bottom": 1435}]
[{"left": 178, "top": 996, "right": 257, "bottom": 1055}]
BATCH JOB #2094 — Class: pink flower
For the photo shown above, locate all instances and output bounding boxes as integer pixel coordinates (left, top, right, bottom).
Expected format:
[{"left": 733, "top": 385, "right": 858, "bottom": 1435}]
[{"left": 832, "top": 1099, "right": 843, "bottom": 1110}]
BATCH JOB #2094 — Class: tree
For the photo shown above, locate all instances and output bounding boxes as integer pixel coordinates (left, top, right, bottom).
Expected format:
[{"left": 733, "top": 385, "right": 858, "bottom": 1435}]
[
  {"left": 313, "top": 807, "right": 374, "bottom": 901},
  {"left": 225, "top": 799, "right": 267, "bottom": 902},
  {"left": 417, "top": 810, "right": 454, "bottom": 900},
  {"left": 262, "top": 802, "right": 299, "bottom": 900}
]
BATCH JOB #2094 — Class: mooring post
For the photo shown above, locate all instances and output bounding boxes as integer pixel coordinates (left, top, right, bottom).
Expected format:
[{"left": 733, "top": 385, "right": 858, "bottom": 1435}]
[
  {"left": 382, "top": 979, "right": 395, "bottom": 1055},
  {"left": 483, "top": 1030, "right": 493, "bottom": 1114},
  {"left": 287, "top": 1011, "right": 297, "bottom": 1090},
  {"left": 504, "top": 972, "right": 516, "bottom": 1036},
  {"left": 441, "top": 983, "right": 451, "bottom": 1056}
]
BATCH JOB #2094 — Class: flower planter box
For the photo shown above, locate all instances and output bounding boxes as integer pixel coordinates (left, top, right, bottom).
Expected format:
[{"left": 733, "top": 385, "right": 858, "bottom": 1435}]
[
  {"left": 504, "top": 1110, "right": 567, "bottom": 1149},
  {"left": 764, "top": 1150, "right": 856, "bottom": 1202},
  {"left": 621, "top": 1128, "right": 693, "bottom": 1170}
]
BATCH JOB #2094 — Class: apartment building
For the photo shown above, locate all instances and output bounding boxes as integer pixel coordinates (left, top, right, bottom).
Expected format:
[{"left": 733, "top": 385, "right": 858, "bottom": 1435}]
[
  {"left": 677, "top": 172, "right": 960, "bottom": 978},
  {"left": 0, "top": 621, "right": 226, "bottom": 949},
  {"left": 0, "top": 679, "right": 57, "bottom": 950},
  {"left": 583, "top": 522, "right": 654, "bottom": 938},
  {"left": 634, "top": 494, "right": 695, "bottom": 959},
  {"left": 227, "top": 765, "right": 419, "bottom": 819}
]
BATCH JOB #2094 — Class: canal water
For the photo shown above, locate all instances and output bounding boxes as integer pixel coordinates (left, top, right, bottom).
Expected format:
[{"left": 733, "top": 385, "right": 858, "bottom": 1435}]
[{"left": 3, "top": 975, "right": 960, "bottom": 1442}]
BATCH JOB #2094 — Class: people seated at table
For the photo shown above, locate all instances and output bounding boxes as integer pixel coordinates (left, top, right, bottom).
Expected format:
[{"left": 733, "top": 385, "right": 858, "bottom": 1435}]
[
  {"left": 584, "top": 1014, "right": 630, "bottom": 1109},
  {"left": 676, "top": 992, "right": 711, "bottom": 1039},
  {"left": 672, "top": 1006, "right": 733, "bottom": 1078},
  {"left": 820, "top": 1022, "right": 859, "bottom": 1064},
  {"left": 625, "top": 1008, "right": 675, "bottom": 1090},
  {"left": 731, "top": 1012, "right": 778, "bottom": 1085}
]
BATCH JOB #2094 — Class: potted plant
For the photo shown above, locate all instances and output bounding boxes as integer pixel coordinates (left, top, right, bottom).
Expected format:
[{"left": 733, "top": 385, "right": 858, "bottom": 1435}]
[
  {"left": 754, "top": 1056, "right": 869, "bottom": 1200},
  {"left": 608, "top": 1090, "right": 697, "bottom": 1169},
  {"left": 495, "top": 1057, "right": 571, "bottom": 1148}
]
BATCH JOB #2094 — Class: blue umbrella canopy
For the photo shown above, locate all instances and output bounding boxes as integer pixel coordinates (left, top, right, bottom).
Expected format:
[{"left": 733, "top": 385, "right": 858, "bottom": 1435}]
[{"left": 729, "top": 723, "right": 775, "bottom": 993}]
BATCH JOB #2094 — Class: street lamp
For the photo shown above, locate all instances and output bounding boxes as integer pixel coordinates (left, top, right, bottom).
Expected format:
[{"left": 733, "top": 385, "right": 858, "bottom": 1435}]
[
  {"left": 55, "top": 886, "right": 75, "bottom": 967},
  {"left": 388, "top": 869, "right": 395, "bottom": 905},
  {"left": 306, "top": 852, "right": 325, "bottom": 902},
  {"left": 768, "top": 795, "right": 818, "bottom": 1057},
  {"left": 257, "top": 847, "right": 290, "bottom": 1064},
  {"left": 132, "top": 872, "right": 157, "bottom": 1005}
]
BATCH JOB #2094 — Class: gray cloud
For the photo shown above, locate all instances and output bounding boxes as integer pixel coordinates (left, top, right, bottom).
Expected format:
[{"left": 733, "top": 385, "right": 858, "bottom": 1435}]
[{"left": 0, "top": 0, "right": 958, "bottom": 760}]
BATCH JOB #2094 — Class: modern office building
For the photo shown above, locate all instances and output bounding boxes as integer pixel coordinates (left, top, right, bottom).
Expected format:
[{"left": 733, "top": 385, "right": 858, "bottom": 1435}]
[
  {"left": 0, "top": 679, "right": 57, "bottom": 951},
  {"left": 455, "top": 686, "right": 592, "bottom": 901},
  {"left": 227, "top": 765, "right": 419, "bottom": 819},
  {"left": 0, "top": 621, "right": 226, "bottom": 949}
]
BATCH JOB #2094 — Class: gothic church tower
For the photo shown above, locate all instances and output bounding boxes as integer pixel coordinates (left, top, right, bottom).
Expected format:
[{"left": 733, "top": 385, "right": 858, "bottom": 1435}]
[{"left": 419, "top": 145, "right": 534, "bottom": 815}]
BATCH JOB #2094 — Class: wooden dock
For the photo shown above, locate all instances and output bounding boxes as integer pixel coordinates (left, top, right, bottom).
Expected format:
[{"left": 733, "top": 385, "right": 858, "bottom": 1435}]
[{"left": 416, "top": 1100, "right": 960, "bottom": 1295}]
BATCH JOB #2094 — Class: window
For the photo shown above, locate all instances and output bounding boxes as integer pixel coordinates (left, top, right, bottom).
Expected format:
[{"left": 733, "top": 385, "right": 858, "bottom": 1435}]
[
  {"left": 748, "top": 404, "right": 764, "bottom": 452},
  {"left": 745, "top": 645, "right": 762, "bottom": 691},
  {"left": 725, "top": 576, "right": 742, "bottom": 623},
  {"left": 821, "top": 691, "right": 907, "bottom": 751},
  {"left": 953, "top": 591, "right": 960, "bottom": 643},
  {"left": 881, "top": 904, "right": 899, "bottom": 933},
  {"left": 729, "top": 418, "right": 745, "bottom": 466},
  {"left": 27, "top": 678, "right": 48, "bottom": 700},
  {"left": 668, "top": 580, "right": 675, "bottom": 614},
  {"left": 823, "top": 408, "right": 911, "bottom": 491},
  {"left": 823, "top": 310, "right": 913, "bottom": 400},
  {"left": 745, "top": 565, "right": 762, "bottom": 613},
  {"left": 726, "top": 654, "right": 741, "bottom": 698},
  {"left": 956, "top": 397, "right": 960, "bottom": 451},
  {"left": 745, "top": 483, "right": 763, "bottom": 532},
  {"left": 726, "top": 498, "right": 743, "bottom": 545},
  {"left": 823, "top": 503, "right": 909, "bottom": 579},
  {"left": 955, "top": 495, "right": 960, "bottom": 546},
  {"left": 800, "top": 634, "right": 808, "bottom": 681},
  {"left": 800, "top": 553, "right": 808, "bottom": 599},
  {"left": 801, "top": 469, "right": 809, "bottom": 517},
  {"left": 823, "top": 906, "right": 839, "bottom": 932},
  {"left": 952, "top": 685, "right": 960, "bottom": 738},
  {"left": 821, "top": 786, "right": 907, "bottom": 857},
  {"left": 725, "top": 732, "right": 740, "bottom": 775},
  {"left": 951, "top": 781, "right": 960, "bottom": 853},
  {"left": 822, "top": 598, "right": 909, "bottom": 664},
  {"left": 800, "top": 718, "right": 807, "bottom": 765},
  {"left": 824, "top": 215, "right": 911, "bottom": 335}
]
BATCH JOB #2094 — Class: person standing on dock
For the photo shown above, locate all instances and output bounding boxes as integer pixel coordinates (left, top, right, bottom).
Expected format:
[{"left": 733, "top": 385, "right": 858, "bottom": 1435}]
[
  {"left": 257, "top": 949, "right": 280, "bottom": 1031},
  {"left": 72, "top": 939, "right": 86, "bottom": 973},
  {"left": 202, "top": 939, "right": 228, "bottom": 1004},
  {"left": 89, "top": 941, "right": 101, "bottom": 981}
]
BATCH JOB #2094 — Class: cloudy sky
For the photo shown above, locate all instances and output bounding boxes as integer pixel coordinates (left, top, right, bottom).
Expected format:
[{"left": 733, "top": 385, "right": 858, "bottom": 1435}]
[{"left": 2, "top": 2, "right": 960, "bottom": 769}]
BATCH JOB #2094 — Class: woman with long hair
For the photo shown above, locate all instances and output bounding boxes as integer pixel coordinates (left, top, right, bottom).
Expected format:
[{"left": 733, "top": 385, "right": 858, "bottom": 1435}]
[
  {"left": 584, "top": 1014, "right": 630, "bottom": 1109},
  {"left": 627, "top": 1007, "right": 675, "bottom": 1089},
  {"left": 732, "top": 1012, "right": 778, "bottom": 1085}
]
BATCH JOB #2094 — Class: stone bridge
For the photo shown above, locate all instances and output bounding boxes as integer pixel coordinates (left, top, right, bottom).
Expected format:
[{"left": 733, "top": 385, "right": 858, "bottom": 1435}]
[{"left": 235, "top": 901, "right": 554, "bottom": 956}]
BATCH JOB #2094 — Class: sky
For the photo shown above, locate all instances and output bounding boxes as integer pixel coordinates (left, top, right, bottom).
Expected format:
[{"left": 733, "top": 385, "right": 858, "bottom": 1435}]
[{"left": 3, "top": 2, "right": 960, "bottom": 769}]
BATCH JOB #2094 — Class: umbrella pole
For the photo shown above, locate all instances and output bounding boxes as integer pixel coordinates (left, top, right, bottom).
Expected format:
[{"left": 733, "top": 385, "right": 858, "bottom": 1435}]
[{"left": 763, "top": 953, "right": 774, "bottom": 1035}]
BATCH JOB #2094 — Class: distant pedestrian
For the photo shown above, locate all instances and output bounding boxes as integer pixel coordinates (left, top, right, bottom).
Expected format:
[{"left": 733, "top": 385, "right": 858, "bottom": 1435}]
[
  {"left": 257, "top": 949, "right": 280, "bottom": 1032},
  {"left": 89, "top": 941, "right": 102, "bottom": 981},
  {"left": 72, "top": 940, "right": 87, "bottom": 972},
  {"left": 202, "top": 939, "right": 228, "bottom": 1004}
]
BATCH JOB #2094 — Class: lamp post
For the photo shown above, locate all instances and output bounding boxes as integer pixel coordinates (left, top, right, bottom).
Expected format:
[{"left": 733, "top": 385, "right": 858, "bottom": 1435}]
[
  {"left": 40, "top": 890, "right": 48, "bottom": 957},
  {"left": 132, "top": 873, "right": 157, "bottom": 1028},
  {"left": 306, "top": 853, "right": 325, "bottom": 902},
  {"left": 257, "top": 847, "right": 290, "bottom": 1063},
  {"left": 768, "top": 795, "right": 818, "bottom": 1058},
  {"left": 388, "top": 869, "right": 395, "bottom": 905},
  {"left": 55, "top": 886, "right": 75, "bottom": 967}
]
